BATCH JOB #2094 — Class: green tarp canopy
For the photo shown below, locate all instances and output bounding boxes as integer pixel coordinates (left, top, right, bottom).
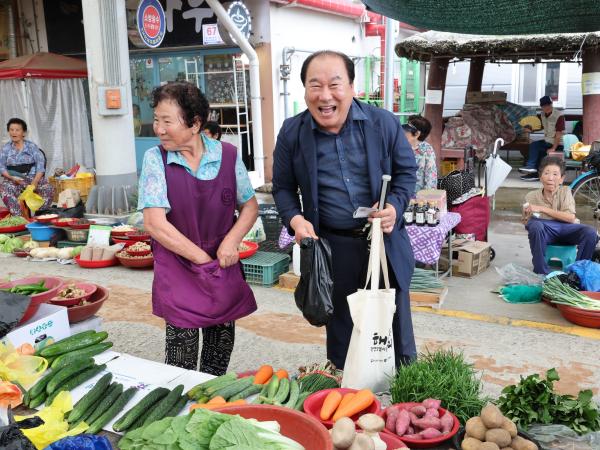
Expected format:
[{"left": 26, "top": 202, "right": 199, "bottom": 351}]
[{"left": 361, "top": 0, "right": 600, "bottom": 35}]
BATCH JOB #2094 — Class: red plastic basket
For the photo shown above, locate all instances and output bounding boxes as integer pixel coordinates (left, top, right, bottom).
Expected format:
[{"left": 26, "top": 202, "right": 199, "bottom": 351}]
[
  {"left": 239, "top": 241, "right": 259, "bottom": 259},
  {"left": 74, "top": 255, "right": 119, "bottom": 268}
]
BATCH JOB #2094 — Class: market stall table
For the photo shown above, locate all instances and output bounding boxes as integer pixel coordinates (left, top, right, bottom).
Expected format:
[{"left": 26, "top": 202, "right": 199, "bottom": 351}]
[{"left": 406, "top": 212, "right": 461, "bottom": 277}]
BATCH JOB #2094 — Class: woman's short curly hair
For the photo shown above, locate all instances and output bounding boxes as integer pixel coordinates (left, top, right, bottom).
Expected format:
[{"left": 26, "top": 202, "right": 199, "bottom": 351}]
[
  {"left": 7, "top": 118, "right": 27, "bottom": 132},
  {"left": 151, "top": 82, "right": 209, "bottom": 129}
]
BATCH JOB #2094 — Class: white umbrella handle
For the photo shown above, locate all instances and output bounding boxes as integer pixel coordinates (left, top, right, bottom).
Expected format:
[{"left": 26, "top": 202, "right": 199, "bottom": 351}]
[{"left": 492, "top": 138, "right": 505, "bottom": 158}]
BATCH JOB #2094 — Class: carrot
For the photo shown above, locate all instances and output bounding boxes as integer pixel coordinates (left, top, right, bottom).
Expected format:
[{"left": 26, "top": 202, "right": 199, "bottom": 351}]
[
  {"left": 337, "top": 392, "right": 355, "bottom": 411},
  {"left": 320, "top": 390, "right": 343, "bottom": 421},
  {"left": 332, "top": 389, "right": 374, "bottom": 422},
  {"left": 190, "top": 399, "right": 246, "bottom": 411},
  {"left": 254, "top": 365, "right": 274, "bottom": 385},
  {"left": 207, "top": 396, "right": 226, "bottom": 405},
  {"left": 274, "top": 369, "right": 289, "bottom": 380}
]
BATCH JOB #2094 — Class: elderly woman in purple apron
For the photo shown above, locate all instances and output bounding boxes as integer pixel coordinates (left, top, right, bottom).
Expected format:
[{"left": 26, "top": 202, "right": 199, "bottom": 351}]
[
  {"left": 138, "top": 82, "right": 258, "bottom": 376},
  {"left": 0, "top": 118, "right": 54, "bottom": 216}
]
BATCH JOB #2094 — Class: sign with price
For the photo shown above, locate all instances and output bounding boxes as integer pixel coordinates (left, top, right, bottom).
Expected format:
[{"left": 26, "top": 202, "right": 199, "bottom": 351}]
[
  {"left": 136, "top": 0, "right": 166, "bottom": 48},
  {"left": 202, "top": 23, "right": 224, "bottom": 45},
  {"left": 3, "top": 304, "right": 69, "bottom": 351}
]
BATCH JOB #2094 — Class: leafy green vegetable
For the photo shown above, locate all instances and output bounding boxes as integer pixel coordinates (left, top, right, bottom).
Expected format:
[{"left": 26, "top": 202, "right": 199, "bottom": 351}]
[
  {"left": 209, "top": 416, "right": 304, "bottom": 450},
  {"left": 0, "top": 234, "right": 9, "bottom": 244},
  {"left": 497, "top": 368, "right": 600, "bottom": 434},
  {"left": 0, "top": 215, "right": 27, "bottom": 227},
  {"left": 186, "top": 409, "right": 235, "bottom": 446},
  {"left": 390, "top": 348, "right": 489, "bottom": 423},
  {"left": 1, "top": 237, "right": 25, "bottom": 253}
]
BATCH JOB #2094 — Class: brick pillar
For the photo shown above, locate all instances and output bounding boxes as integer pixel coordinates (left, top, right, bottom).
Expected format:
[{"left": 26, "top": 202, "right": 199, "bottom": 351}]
[
  {"left": 424, "top": 57, "right": 450, "bottom": 168},
  {"left": 583, "top": 47, "right": 600, "bottom": 145}
]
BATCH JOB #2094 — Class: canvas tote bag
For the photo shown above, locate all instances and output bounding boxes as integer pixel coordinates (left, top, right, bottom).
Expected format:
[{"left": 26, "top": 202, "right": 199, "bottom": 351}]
[{"left": 341, "top": 218, "right": 396, "bottom": 392}]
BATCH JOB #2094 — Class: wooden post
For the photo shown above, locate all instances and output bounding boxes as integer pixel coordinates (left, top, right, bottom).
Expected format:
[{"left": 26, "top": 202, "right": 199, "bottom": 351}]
[
  {"left": 424, "top": 57, "right": 450, "bottom": 168},
  {"left": 582, "top": 47, "right": 600, "bottom": 145},
  {"left": 465, "top": 57, "right": 485, "bottom": 102}
]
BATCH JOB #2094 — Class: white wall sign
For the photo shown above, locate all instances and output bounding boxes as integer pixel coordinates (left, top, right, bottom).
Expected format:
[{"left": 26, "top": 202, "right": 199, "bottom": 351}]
[
  {"left": 202, "top": 23, "right": 224, "bottom": 45},
  {"left": 582, "top": 72, "right": 600, "bottom": 96},
  {"left": 426, "top": 89, "right": 443, "bottom": 105}
]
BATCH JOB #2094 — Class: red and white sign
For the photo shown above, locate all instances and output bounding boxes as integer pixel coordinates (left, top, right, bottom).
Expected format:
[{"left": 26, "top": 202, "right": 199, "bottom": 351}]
[{"left": 202, "top": 23, "right": 225, "bottom": 45}]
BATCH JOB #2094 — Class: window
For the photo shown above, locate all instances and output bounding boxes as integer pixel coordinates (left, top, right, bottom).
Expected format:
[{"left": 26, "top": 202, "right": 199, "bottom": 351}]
[{"left": 515, "top": 62, "right": 567, "bottom": 107}]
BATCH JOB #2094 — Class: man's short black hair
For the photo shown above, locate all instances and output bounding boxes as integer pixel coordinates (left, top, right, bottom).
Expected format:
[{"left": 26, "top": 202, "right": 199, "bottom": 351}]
[
  {"left": 7, "top": 118, "right": 27, "bottom": 132},
  {"left": 300, "top": 50, "right": 355, "bottom": 86},
  {"left": 539, "top": 156, "right": 566, "bottom": 176}
]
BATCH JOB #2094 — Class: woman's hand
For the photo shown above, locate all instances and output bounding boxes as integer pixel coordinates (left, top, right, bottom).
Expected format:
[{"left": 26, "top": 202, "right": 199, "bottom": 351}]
[
  {"left": 216, "top": 236, "right": 240, "bottom": 268},
  {"left": 192, "top": 249, "right": 213, "bottom": 265},
  {"left": 11, "top": 177, "right": 25, "bottom": 186}
]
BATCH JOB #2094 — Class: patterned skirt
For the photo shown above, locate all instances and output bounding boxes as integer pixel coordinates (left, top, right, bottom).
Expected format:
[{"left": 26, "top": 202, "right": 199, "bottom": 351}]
[{"left": 0, "top": 176, "right": 54, "bottom": 216}]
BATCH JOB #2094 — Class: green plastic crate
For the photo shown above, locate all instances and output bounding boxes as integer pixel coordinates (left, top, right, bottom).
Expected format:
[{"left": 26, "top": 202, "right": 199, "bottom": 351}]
[{"left": 241, "top": 251, "right": 290, "bottom": 286}]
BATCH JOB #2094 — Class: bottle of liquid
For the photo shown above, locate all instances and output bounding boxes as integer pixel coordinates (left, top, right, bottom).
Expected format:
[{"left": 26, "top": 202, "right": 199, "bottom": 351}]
[
  {"left": 403, "top": 199, "right": 415, "bottom": 225},
  {"left": 415, "top": 201, "right": 426, "bottom": 226},
  {"left": 426, "top": 202, "right": 437, "bottom": 227}
]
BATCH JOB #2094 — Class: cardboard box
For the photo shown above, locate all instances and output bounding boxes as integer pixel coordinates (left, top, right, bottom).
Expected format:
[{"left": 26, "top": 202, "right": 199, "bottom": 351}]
[
  {"left": 452, "top": 239, "right": 491, "bottom": 277},
  {"left": 417, "top": 189, "right": 447, "bottom": 213},
  {"left": 2, "top": 303, "right": 70, "bottom": 352},
  {"left": 466, "top": 91, "right": 507, "bottom": 104}
]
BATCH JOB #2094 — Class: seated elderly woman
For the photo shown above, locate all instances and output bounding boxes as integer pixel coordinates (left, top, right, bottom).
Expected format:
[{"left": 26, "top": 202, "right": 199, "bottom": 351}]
[
  {"left": 402, "top": 115, "right": 437, "bottom": 194},
  {"left": 0, "top": 118, "right": 54, "bottom": 216},
  {"left": 523, "top": 156, "right": 598, "bottom": 274}
]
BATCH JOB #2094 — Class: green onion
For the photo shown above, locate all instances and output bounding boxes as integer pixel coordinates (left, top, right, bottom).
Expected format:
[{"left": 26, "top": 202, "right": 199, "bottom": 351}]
[{"left": 543, "top": 277, "right": 600, "bottom": 310}]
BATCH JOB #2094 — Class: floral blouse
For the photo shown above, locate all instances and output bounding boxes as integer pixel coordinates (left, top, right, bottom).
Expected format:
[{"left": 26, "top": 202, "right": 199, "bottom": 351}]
[
  {"left": 0, "top": 140, "right": 46, "bottom": 177},
  {"left": 414, "top": 141, "right": 438, "bottom": 194}
]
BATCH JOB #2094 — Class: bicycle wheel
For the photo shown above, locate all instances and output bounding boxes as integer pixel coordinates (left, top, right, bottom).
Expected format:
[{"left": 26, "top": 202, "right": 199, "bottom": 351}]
[{"left": 571, "top": 171, "right": 600, "bottom": 227}]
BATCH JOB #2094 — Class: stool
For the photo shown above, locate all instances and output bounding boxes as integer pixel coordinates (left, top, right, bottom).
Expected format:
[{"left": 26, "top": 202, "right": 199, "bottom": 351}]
[{"left": 545, "top": 244, "right": 577, "bottom": 270}]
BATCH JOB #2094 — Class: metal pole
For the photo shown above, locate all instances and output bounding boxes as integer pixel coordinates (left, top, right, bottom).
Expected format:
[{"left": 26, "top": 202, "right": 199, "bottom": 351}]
[
  {"left": 7, "top": 1, "right": 17, "bottom": 58},
  {"left": 384, "top": 17, "right": 395, "bottom": 112}
]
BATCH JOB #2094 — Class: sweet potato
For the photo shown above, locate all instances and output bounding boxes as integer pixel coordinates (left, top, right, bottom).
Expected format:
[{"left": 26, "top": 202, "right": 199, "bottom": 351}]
[
  {"left": 425, "top": 408, "right": 439, "bottom": 418},
  {"left": 395, "top": 409, "right": 411, "bottom": 436},
  {"left": 385, "top": 408, "right": 399, "bottom": 433},
  {"left": 439, "top": 411, "right": 454, "bottom": 433},
  {"left": 402, "top": 433, "right": 422, "bottom": 440},
  {"left": 465, "top": 416, "right": 487, "bottom": 440},
  {"left": 409, "top": 411, "right": 419, "bottom": 426},
  {"left": 413, "top": 416, "right": 442, "bottom": 431},
  {"left": 410, "top": 405, "right": 427, "bottom": 417},
  {"left": 419, "top": 427, "right": 442, "bottom": 439},
  {"left": 422, "top": 398, "right": 441, "bottom": 409},
  {"left": 407, "top": 425, "right": 414, "bottom": 435}
]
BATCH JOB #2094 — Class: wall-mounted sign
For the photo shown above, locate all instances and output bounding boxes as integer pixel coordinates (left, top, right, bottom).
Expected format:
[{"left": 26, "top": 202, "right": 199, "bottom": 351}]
[
  {"left": 136, "top": 0, "right": 166, "bottom": 48},
  {"left": 227, "top": 1, "right": 251, "bottom": 41},
  {"left": 582, "top": 72, "right": 600, "bottom": 96},
  {"left": 202, "top": 23, "right": 225, "bottom": 45}
]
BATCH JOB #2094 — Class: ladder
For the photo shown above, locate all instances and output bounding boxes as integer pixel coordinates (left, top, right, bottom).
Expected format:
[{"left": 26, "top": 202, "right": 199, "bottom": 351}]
[{"left": 232, "top": 56, "right": 252, "bottom": 165}]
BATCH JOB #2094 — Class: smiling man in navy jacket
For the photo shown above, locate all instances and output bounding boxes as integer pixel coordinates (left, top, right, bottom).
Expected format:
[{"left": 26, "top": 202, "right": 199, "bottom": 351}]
[{"left": 272, "top": 50, "right": 418, "bottom": 369}]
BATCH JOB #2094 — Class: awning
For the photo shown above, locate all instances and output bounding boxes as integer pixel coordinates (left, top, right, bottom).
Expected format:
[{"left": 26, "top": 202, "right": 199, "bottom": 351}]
[{"left": 0, "top": 52, "right": 87, "bottom": 79}]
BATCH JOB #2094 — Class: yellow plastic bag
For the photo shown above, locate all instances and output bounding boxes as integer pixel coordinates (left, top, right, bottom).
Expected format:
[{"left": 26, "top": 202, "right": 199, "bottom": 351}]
[
  {"left": 17, "top": 185, "right": 44, "bottom": 214},
  {"left": 571, "top": 143, "right": 591, "bottom": 161},
  {"left": 15, "top": 391, "right": 88, "bottom": 449},
  {"left": 0, "top": 341, "right": 47, "bottom": 387}
]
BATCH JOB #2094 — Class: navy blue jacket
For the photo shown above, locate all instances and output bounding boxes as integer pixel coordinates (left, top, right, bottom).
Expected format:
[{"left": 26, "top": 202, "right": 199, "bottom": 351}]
[{"left": 272, "top": 99, "right": 417, "bottom": 290}]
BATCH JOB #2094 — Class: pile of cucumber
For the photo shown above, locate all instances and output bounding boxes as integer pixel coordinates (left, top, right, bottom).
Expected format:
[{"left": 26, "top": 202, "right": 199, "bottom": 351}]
[
  {"left": 24, "top": 330, "right": 113, "bottom": 409},
  {"left": 186, "top": 373, "right": 309, "bottom": 411}
]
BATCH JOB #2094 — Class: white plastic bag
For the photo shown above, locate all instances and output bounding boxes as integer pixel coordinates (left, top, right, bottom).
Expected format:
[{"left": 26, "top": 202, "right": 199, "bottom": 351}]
[
  {"left": 244, "top": 217, "right": 266, "bottom": 242},
  {"left": 341, "top": 218, "right": 396, "bottom": 393}
]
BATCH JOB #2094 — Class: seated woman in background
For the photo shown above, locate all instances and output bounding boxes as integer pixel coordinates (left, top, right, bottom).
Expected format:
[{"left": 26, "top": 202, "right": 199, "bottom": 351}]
[
  {"left": 523, "top": 156, "right": 598, "bottom": 274},
  {"left": 402, "top": 115, "right": 437, "bottom": 194},
  {"left": 202, "top": 121, "right": 222, "bottom": 141},
  {"left": 0, "top": 118, "right": 54, "bottom": 216}
]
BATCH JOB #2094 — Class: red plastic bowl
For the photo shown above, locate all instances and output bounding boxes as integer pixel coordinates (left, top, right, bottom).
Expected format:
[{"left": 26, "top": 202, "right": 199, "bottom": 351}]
[
  {"left": 74, "top": 255, "right": 119, "bottom": 268},
  {"left": 214, "top": 405, "right": 332, "bottom": 450},
  {"left": 50, "top": 218, "right": 78, "bottom": 228},
  {"left": 126, "top": 231, "right": 151, "bottom": 241},
  {"left": 34, "top": 214, "right": 59, "bottom": 223},
  {"left": 304, "top": 388, "right": 381, "bottom": 429},
  {"left": 116, "top": 253, "right": 154, "bottom": 269},
  {"left": 125, "top": 248, "right": 151, "bottom": 257},
  {"left": 381, "top": 403, "right": 460, "bottom": 448},
  {"left": 0, "top": 223, "right": 27, "bottom": 233},
  {"left": 239, "top": 241, "right": 259, "bottom": 259},
  {"left": 0, "top": 208, "right": 9, "bottom": 220},
  {"left": 50, "top": 282, "right": 98, "bottom": 307},
  {"left": 557, "top": 291, "right": 600, "bottom": 328},
  {"left": 111, "top": 228, "right": 137, "bottom": 237},
  {"left": 361, "top": 431, "right": 408, "bottom": 449},
  {"left": 0, "top": 276, "right": 65, "bottom": 323},
  {"left": 111, "top": 237, "right": 137, "bottom": 247},
  {"left": 67, "top": 284, "right": 109, "bottom": 323},
  {"left": 69, "top": 219, "right": 95, "bottom": 230}
]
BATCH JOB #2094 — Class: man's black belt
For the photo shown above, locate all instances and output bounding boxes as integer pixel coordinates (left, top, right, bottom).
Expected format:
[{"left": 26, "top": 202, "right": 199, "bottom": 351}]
[{"left": 320, "top": 224, "right": 369, "bottom": 238}]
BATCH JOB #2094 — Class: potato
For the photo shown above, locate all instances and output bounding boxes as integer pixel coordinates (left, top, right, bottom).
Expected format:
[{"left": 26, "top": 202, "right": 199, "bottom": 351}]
[
  {"left": 501, "top": 417, "right": 518, "bottom": 438},
  {"left": 348, "top": 433, "right": 375, "bottom": 450},
  {"left": 480, "top": 443, "right": 500, "bottom": 450},
  {"left": 332, "top": 417, "right": 356, "bottom": 449},
  {"left": 465, "top": 416, "right": 487, "bottom": 441},
  {"left": 485, "top": 429, "right": 512, "bottom": 448},
  {"left": 481, "top": 404, "right": 505, "bottom": 428},
  {"left": 500, "top": 448, "right": 514, "bottom": 450},
  {"left": 511, "top": 436, "right": 538, "bottom": 450},
  {"left": 461, "top": 437, "right": 482, "bottom": 450}
]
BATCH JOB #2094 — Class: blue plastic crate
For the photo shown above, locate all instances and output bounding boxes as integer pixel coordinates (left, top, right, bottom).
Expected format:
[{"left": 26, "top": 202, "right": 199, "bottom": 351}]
[{"left": 241, "top": 251, "right": 290, "bottom": 286}]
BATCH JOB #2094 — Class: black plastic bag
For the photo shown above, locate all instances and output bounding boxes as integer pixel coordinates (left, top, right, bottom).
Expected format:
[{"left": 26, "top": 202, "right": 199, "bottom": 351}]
[
  {"left": 294, "top": 237, "right": 334, "bottom": 327},
  {"left": 0, "top": 408, "right": 43, "bottom": 450},
  {"left": 0, "top": 292, "right": 31, "bottom": 339},
  {"left": 35, "top": 201, "right": 85, "bottom": 219}
]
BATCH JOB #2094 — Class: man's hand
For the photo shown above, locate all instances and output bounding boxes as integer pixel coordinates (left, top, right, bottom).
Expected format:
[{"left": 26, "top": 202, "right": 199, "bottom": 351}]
[
  {"left": 216, "top": 236, "right": 240, "bottom": 268},
  {"left": 369, "top": 202, "right": 396, "bottom": 234},
  {"left": 290, "top": 215, "right": 318, "bottom": 244}
]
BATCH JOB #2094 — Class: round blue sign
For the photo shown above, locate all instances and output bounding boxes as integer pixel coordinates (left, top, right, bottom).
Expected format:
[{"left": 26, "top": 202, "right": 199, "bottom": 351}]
[{"left": 136, "top": 0, "right": 166, "bottom": 48}]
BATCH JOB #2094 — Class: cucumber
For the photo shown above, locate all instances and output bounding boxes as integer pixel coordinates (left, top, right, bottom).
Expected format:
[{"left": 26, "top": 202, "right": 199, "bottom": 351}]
[
  {"left": 23, "top": 388, "right": 31, "bottom": 407},
  {"left": 29, "top": 370, "right": 55, "bottom": 399},
  {"left": 34, "top": 330, "right": 96, "bottom": 356},
  {"left": 273, "top": 377, "right": 290, "bottom": 404},
  {"left": 29, "top": 391, "right": 47, "bottom": 409},
  {"left": 71, "top": 394, "right": 104, "bottom": 429},
  {"left": 266, "top": 376, "right": 280, "bottom": 399},
  {"left": 186, "top": 372, "right": 236, "bottom": 398},
  {"left": 284, "top": 380, "right": 300, "bottom": 408},
  {"left": 210, "top": 376, "right": 254, "bottom": 400},
  {"left": 294, "top": 391, "right": 311, "bottom": 411},
  {"left": 204, "top": 377, "right": 242, "bottom": 397},
  {"left": 165, "top": 396, "right": 188, "bottom": 418},
  {"left": 45, "top": 364, "right": 106, "bottom": 406},
  {"left": 85, "top": 383, "right": 123, "bottom": 426},
  {"left": 129, "top": 405, "right": 154, "bottom": 431},
  {"left": 228, "top": 384, "right": 262, "bottom": 402},
  {"left": 253, "top": 382, "right": 271, "bottom": 404},
  {"left": 86, "top": 387, "right": 137, "bottom": 434},
  {"left": 143, "top": 385, "right": 184, "bottom": 426},
  {"left": 46, "top": 357, "right": 95, "bottom": 395},
  {"left": 68, "top": 372, "right": 113, "bottom": 424},
  {"left": 40, "top": 331, "right": 108, "bottom": 358},
  {"left": 51, "top": 342, "right": 112, "bottom": 370},
  {"left": 112, "top": 387, "right": 169, "bottom": 432}
]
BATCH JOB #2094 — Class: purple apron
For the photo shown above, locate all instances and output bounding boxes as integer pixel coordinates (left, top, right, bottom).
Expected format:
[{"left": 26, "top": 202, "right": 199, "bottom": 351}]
[{"left": 151, "top": 143, "right": 257, "bottom": 328}]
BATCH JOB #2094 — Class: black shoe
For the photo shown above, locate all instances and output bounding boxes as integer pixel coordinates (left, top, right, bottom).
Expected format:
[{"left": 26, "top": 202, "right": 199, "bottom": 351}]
[
  {"left": 518, "top": 167, "right": 537, "bottom": 173},
  {"left": 520, "top": 173, "right": 540, "bottom": 181}
]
